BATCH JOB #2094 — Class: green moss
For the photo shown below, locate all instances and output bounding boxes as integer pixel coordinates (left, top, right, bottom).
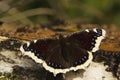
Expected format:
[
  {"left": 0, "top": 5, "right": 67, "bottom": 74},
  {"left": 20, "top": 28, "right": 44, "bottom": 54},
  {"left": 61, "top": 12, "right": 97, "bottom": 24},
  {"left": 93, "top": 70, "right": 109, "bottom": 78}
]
[{"left": 0, "top": 73, "right": 19, "bottom": 80}]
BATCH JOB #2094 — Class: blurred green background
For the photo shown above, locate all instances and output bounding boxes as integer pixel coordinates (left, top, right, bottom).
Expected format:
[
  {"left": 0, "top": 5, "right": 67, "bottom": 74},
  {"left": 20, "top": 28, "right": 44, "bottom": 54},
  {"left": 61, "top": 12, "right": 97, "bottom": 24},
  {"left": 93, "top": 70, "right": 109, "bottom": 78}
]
[{"left": 0, "top": 0, "right": 120, "bottom": 27}]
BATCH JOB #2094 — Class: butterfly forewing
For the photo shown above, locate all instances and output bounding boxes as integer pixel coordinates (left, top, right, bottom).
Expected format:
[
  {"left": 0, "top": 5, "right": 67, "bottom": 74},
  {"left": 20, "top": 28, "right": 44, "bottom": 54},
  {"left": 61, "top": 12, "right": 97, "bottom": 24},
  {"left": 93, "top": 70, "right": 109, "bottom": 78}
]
[
  {"left": 65, "top": 29, "right": 105, "bottom": 52},
  {"left": 22, "top": 38, "right": 59, "bottom": 60}
]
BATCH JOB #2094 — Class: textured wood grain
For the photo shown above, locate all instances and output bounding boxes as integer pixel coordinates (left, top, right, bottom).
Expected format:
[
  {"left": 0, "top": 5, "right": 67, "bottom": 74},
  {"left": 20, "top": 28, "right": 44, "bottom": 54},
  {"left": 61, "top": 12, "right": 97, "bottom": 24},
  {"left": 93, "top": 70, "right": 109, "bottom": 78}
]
[{"left": 0, "top": 24, "right": 120, "bottom": 51}]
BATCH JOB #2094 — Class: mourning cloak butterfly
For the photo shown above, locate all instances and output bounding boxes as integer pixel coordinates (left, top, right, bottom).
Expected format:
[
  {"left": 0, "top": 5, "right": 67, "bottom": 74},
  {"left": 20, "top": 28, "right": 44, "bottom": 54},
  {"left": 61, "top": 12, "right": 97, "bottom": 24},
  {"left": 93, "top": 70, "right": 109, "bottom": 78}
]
[{"left": 20, "top": 28, "right": 106, "bottom": 76}]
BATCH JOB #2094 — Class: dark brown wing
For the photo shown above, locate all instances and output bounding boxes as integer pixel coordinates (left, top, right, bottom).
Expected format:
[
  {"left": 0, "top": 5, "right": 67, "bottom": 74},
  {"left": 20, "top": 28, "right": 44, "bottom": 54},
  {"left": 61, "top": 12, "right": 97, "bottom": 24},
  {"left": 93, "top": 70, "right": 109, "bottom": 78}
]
[
  {"left": 21, "top": 38, "right": 71, "bottom": 69},
  {"left": 65, "top": 28, "right": 106, "bottom": 52},
  {"left": 61, "top": 42, "right": 90, "bottom": 67},
  {"left": 22, "top": 38, "right": 58, "bottom": 59},
  {"left": 20, "top": 28, "right": 105, "bottom": 75},
  {"left": 21, "top": 37, "right": 90, "bottom": 69}
]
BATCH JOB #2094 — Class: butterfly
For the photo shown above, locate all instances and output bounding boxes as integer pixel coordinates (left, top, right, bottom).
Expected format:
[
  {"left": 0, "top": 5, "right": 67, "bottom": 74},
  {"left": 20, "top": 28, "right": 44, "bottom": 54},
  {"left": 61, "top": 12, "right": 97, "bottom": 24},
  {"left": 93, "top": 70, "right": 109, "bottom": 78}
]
[{"left": 20, "top": 28, "right": 106, "bottom": 76}]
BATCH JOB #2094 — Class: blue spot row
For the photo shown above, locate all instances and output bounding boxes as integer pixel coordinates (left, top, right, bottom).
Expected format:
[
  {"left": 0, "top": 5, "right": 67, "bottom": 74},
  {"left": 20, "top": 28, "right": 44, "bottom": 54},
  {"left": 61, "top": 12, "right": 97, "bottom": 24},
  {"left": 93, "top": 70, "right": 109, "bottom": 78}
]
[
  {"left": 47, "top": 61, "right": 62, "bottom": 68},
  {"left": 90, "top": 37, "right": 96, "bottom": 49},
  {"left": 74, "top": 55, "right": 88, "bottom": 66},
  {"left": 96, "top": 29, "right": 102, "bottom": 37}
]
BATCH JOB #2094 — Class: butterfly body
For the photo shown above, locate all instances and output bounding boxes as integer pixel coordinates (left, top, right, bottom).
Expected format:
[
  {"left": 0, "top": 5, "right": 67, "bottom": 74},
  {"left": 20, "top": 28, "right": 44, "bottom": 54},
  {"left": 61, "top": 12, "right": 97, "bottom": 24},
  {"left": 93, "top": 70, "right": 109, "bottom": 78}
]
[{"left": 20, "top": 28, "right": 106, "bottom": 76}]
